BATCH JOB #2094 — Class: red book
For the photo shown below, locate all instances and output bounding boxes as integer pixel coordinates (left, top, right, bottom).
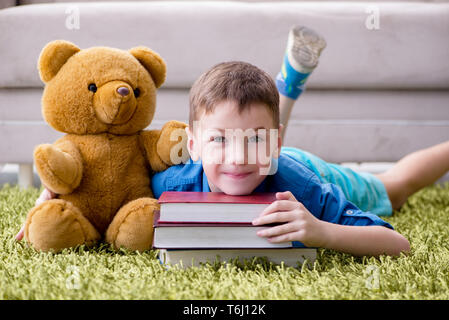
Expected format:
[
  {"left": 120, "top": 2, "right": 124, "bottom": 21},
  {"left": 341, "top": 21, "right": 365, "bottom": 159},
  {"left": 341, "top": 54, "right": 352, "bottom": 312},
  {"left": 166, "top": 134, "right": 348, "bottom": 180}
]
[
  {"left": 158, "top": 191, "right": 277, "bottom": 204},
  {"left": 157, "top": 191, "right": 277, "bottom": 223}
]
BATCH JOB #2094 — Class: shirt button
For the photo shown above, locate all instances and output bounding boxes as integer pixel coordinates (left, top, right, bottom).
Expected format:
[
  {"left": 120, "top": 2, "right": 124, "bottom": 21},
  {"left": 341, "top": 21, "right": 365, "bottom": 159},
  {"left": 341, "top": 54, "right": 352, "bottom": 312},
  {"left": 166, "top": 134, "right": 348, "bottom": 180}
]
[{"left": 346, "top": 210, "right": 353, "bottom": 215}]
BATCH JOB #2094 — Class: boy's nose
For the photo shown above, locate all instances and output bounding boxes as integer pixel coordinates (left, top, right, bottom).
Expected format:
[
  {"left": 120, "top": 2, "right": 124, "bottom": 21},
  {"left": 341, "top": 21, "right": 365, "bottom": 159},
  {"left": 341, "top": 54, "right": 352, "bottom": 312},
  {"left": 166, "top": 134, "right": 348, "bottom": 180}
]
[{"left": 226, "top": 141, "right": 248, "bottom": 165}]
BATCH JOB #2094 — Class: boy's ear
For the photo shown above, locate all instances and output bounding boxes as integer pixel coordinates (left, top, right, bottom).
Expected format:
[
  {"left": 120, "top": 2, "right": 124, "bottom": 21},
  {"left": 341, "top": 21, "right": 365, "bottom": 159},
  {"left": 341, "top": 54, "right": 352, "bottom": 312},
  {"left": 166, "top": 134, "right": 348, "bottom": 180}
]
[
  {"left": 274, "top": 124, "right": 283, "bottom": 158},
  {"left": 185, "top": 126, "right": 200, "bottom": 162},
  {"left": 38, "top": 40, "right": 80, "bottom": 83},
  {"left": 129, "top": 46, "right": 166, "bottom": 88}
]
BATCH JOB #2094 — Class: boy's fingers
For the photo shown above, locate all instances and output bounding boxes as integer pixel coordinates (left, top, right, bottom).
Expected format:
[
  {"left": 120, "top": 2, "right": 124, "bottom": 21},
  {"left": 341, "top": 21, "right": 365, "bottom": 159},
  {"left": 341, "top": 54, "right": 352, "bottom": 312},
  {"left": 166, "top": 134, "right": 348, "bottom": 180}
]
[
  {"left": 259, "top": 199, "right": 300, "bottom": 217},
  {"left": 43, "top": 188, "right": 56, "bottom": 199},
  {"left": 35, "top": 191, "right": 46, "bottom": 206},
  {"left": 256, "top": 221, "right": 297, "bottom": 238},
  {"left": 15, "top": 225, "right": 25, "bottom": 241},
  {"left": 35, "top": 188, "right": 57, "bottom": 206},
  {"left": 276, "top": 191, "right": 297, "bottom": 202},
  {"left": 267, "top": 231, "right": 301, "bottom": 244},
  {"left": 252, "top": 210, "right": 295, "bottom": 226}
]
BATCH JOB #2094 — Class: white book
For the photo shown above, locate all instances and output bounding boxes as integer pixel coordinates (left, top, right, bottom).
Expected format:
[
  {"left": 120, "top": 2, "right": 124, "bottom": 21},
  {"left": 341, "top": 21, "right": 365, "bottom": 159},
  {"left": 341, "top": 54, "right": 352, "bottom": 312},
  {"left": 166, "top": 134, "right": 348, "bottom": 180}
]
[
  {"left": 158, "top": 248, "right": 317, "bottom": 268},
  {"left": 153, "top": 224, "right": 293, "bottom": 249}
]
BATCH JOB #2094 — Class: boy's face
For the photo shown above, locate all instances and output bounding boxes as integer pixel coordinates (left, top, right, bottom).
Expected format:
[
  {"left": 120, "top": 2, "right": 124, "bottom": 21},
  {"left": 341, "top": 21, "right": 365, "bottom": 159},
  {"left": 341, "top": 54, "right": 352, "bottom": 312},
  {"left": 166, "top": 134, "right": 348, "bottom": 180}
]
[{"left": 186, "top": 100, "right": 283, "bottom": 195}]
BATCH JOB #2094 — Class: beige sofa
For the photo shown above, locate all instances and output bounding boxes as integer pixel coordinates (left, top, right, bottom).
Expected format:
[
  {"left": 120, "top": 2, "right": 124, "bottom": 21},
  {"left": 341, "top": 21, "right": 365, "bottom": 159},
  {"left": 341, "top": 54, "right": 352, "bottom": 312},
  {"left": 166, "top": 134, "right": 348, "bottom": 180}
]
[{"left": 1, "top": 0, "right": 448, "bottom": 187}]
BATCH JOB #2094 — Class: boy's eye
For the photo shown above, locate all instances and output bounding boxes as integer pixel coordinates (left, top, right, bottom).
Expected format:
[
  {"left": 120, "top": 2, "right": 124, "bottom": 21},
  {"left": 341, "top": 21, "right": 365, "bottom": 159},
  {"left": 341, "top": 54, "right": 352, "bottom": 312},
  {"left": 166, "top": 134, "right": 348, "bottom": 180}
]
[
  {"left": 248, "top": 136, "right": 263, "bottom": 143},
  {"left": 212, "top": 136, "right": 226, "bottom": 143},
  {"left": 210, "top": 136, "right": 263, "bottom": 143}
]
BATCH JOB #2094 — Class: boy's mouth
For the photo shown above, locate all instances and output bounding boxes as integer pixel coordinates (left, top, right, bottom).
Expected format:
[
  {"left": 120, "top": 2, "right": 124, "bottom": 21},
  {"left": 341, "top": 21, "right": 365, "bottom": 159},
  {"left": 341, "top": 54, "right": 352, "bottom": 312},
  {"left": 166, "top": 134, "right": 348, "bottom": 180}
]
[{"left": 222, "top": 171, "right": 252, "bottom": 179}]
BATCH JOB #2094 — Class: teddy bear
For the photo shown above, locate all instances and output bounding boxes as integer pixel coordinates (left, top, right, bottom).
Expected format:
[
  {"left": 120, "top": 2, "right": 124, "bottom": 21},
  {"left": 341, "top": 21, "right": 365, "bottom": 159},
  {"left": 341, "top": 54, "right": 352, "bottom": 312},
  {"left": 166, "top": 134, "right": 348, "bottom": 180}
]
[{"left": 23, "top": 40, "right": 188, "bottom": 252}]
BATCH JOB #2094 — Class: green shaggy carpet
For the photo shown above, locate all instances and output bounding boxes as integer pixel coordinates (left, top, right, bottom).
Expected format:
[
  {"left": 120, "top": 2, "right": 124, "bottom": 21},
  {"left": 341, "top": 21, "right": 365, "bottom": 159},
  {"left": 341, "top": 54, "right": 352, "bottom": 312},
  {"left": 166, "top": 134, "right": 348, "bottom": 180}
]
[{"left": 0, "top": 184, "right": 448, "bottom": 300}]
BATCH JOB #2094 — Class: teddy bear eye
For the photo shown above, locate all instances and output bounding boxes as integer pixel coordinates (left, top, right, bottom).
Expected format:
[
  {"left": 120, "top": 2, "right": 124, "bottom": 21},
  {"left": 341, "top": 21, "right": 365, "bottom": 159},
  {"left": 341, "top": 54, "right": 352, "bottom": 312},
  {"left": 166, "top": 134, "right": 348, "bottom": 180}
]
[
  {"left": 88, "top": 83, "right": 97, "bottom": 93},
  {"left": 133, "top": 88, "right": 140, "bottom": 98}
]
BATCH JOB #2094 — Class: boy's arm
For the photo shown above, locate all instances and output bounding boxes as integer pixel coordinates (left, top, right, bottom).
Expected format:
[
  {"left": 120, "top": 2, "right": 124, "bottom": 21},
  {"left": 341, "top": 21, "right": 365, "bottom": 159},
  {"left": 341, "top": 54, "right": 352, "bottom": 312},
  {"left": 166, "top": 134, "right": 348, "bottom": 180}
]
[
  {"left": 254, "top": 190, "right": 410, "bottom": 257},
  {"left": 320, "top": 222, "right": 410, "bottom": 257}
]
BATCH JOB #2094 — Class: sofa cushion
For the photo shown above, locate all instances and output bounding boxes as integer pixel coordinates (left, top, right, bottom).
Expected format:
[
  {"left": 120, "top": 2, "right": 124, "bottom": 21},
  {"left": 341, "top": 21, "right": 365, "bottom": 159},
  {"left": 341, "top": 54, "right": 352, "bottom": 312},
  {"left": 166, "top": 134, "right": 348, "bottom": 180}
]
[
  {"left": 1, "top": 86, "right": 448, "bottom": 163},
  {"left": 0, "top": 0, "right": 16, "bottom": 10},
  {"left": 1, "top": 1, "right": 448, "bottom": 89}
]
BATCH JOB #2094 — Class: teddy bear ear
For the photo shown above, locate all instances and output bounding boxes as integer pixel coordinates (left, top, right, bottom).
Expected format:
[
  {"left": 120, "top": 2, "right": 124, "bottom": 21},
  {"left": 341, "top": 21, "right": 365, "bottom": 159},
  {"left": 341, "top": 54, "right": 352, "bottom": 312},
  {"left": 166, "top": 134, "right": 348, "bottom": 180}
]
[
  {"left": 129, "top": 47, "right": 166, "bottom": 89},
  {"left": 38, "top": 40, "right": 80, "bottom": 83}
]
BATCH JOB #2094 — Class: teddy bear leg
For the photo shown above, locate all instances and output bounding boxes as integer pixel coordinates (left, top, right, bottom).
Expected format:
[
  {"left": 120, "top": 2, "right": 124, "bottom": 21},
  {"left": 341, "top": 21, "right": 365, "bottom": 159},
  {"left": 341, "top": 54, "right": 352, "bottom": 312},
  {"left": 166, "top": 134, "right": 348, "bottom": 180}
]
[
  {"left": 24, "top": 199, "right": 101, "bottom": 252},
  {"left": 105, "top": 198, "right": 159, "bottom": 251}
]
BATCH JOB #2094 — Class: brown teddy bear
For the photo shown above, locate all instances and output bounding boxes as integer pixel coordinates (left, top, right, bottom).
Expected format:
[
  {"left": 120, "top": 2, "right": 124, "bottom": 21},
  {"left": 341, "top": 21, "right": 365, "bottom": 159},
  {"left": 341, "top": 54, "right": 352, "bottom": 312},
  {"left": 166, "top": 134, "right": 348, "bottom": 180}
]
[{"left": 23, "top": 40, "right": 188, "bottom": 252}]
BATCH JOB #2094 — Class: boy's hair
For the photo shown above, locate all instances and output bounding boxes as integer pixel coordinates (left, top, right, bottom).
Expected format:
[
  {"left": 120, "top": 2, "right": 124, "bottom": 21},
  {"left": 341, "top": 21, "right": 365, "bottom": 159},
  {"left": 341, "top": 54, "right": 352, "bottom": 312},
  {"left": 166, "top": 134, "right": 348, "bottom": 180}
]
[{"left": 189, "top": 61, "right": 280, "bottom": 129}]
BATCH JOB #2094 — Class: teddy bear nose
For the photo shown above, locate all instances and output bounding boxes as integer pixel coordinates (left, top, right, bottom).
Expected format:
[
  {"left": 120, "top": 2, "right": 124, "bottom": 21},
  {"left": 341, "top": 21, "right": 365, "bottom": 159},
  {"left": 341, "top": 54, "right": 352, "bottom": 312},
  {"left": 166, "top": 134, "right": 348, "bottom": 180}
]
[{"left": 117, "top": 86, "right": 130, "bottom": 96}]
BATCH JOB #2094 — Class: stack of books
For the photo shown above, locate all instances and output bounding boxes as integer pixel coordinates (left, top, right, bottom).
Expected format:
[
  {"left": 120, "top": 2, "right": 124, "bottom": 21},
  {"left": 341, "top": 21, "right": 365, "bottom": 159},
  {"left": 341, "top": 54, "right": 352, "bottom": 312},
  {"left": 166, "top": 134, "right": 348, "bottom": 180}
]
[{"left": 153, "top": 191, "right": 316, "bottom": 268}]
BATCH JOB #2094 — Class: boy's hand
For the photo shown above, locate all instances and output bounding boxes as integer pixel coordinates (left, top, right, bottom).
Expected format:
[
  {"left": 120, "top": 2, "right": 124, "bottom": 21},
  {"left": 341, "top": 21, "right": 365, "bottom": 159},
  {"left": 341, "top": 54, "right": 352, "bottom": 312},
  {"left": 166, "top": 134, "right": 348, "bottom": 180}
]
[
  {"left": 15, "top": 187, "right": 56, "bottom": 241},
  {"left": 35, "top": 187, "right": 57, "bottom": 206},
  {"left": 252, "top": 191, "right": 326, "bottom": 248}
]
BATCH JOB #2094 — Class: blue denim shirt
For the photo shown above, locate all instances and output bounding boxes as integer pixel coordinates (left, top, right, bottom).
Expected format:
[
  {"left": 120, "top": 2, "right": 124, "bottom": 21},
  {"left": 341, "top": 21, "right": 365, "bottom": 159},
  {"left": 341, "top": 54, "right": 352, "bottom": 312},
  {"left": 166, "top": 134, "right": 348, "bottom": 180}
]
[{"left": 151, "top": 152, "right": 393, "bottom": 247}]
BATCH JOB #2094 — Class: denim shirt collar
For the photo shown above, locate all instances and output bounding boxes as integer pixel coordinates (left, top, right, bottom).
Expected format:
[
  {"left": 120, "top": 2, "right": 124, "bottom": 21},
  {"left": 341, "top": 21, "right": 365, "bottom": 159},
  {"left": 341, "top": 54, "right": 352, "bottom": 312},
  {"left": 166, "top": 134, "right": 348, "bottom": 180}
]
[{"left": 202, "top": 170, "right": 211, "bottom": 192}]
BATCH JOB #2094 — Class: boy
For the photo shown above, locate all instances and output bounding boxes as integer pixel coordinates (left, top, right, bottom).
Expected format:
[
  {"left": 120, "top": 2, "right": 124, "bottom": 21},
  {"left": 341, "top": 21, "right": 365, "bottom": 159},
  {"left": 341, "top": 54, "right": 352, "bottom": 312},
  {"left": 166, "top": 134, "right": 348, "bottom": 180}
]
[{"left": 149, "top": 60, "right": 413, "bottom": 257}]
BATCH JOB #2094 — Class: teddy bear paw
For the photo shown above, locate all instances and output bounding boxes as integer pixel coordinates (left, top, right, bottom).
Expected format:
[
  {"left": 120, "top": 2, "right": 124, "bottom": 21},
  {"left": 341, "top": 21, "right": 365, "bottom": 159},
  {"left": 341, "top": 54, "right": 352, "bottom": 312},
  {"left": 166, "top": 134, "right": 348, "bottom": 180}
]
[
  {"left": 24, "top": 199, "right": 100, "bottom": 252},
  {"left": 34, "top": 144, "right": 82, "bottom": 194},
  {"left": 105, "top": 198, "right": 159, "bottom": 252}
]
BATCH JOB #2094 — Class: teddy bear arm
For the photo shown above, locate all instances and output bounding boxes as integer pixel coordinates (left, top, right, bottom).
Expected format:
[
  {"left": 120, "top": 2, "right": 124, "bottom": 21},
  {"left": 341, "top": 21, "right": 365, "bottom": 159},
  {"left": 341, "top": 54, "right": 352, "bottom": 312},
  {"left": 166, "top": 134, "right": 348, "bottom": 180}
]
[
  {"left": 34, "top": 138, "right": 83, "bottom": 194},
  {"left": 139, "top": 130, "right": 169, "bottom": 172},
  {"left": 140, "top": 120, "right": 189, "bottom": 173}
]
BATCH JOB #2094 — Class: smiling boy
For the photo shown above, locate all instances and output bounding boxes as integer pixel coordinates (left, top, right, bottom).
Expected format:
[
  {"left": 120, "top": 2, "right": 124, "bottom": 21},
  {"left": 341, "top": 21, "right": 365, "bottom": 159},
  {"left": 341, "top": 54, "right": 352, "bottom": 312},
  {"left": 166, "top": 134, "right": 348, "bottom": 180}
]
[{"left": 149, "top": 61, "right": 413, "bottom": 257}]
